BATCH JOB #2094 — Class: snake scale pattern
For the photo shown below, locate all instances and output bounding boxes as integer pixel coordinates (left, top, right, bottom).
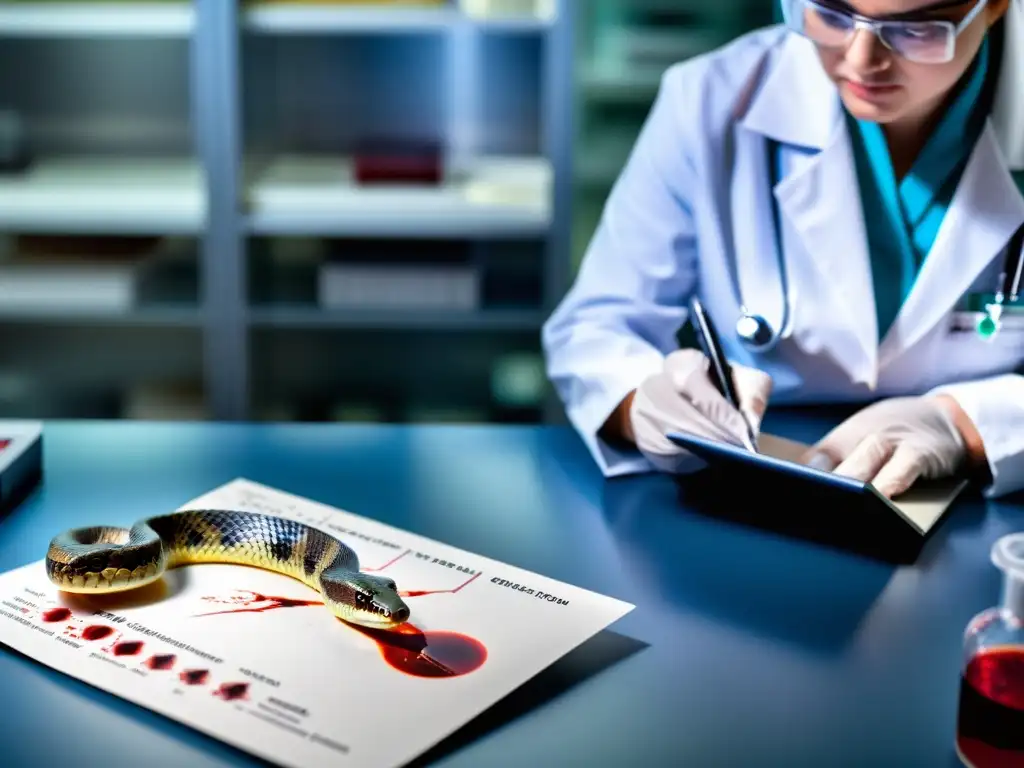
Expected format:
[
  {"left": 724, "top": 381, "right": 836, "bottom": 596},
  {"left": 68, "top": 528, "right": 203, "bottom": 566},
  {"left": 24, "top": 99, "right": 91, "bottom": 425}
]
[{"left": 44, "top": 509, "right": 411, "bottom": 628}]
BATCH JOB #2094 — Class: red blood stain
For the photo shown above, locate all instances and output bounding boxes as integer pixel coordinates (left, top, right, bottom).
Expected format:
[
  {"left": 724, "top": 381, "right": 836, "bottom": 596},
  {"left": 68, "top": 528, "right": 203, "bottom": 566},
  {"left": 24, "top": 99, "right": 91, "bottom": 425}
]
[
  {"left": 0, "top": 439, "right": 9, "bottom": 452},
  {"left": 145, "top": 654, "right": 176, "bottom": 670},
  {"left": 352, "top": 623, "right": 487, "bottom": 678},
  {"left": 197, "top": 570, "right": 481, "bottom": 615},
  {"left": 194, "top": 574, "right": 487, "bottom": 678},
  {"left": 112, "top": 641, "right": 143, "bottom": 656},
  {"left": 179, "top": 669, "right": 209, "bottom": 685},
  {"left": 194, "top": 590, "right": 321, "bottom": 617},
  {"left": 82, "top": 625, "right": 113, "bottom": 641},
  {"left": 198, "top": 593, "right": 487, "bottom": 675},
  {"left": 214, "top": 682, "right": 249, "bottom": 701},
  {"left": 41, "top": 607, "right": 71, "bottom": 622}
]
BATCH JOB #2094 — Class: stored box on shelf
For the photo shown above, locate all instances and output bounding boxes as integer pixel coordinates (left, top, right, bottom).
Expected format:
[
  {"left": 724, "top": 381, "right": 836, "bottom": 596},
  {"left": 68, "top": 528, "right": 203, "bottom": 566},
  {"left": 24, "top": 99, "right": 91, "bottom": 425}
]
[
  {"left": 353, "top": 141, "right": 443, "bottom": 186},
  {"left": 317, "top": 262, "right": 480, "bottom": 311}
]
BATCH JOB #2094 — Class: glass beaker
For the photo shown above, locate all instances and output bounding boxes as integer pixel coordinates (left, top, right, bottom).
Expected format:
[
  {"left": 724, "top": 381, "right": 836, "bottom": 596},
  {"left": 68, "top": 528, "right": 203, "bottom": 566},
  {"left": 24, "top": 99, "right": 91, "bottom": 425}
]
[{"left": 956, "top": 532, "right": 1024, "bottom": 767}]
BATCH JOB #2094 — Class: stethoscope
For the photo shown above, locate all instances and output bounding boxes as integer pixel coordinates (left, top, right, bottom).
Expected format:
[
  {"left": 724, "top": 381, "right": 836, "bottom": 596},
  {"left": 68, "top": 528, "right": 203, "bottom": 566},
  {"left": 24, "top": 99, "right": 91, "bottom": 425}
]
[
  {"left": 733, "top": 139, "right": 790, "bottom": 353},
  {"left": 733, "top": 139, "right": 1024, "bottom": 352}
]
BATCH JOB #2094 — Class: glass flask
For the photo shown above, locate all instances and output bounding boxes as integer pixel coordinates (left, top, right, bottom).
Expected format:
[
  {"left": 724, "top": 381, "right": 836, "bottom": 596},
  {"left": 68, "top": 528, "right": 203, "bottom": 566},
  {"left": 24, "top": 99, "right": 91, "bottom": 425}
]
[{"left": 956, "top": 532, "right": 1024, "bottom": 767}]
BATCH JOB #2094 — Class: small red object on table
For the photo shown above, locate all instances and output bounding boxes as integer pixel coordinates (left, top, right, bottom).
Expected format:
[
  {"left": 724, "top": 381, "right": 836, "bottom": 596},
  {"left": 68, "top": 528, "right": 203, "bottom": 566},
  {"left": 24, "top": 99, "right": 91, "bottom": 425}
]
[
  {"left": 0, "top": 420, "right": 42, "bottom": 517},
  {"left": 353, "top": 141, "right": 444, "bottom": 185}
]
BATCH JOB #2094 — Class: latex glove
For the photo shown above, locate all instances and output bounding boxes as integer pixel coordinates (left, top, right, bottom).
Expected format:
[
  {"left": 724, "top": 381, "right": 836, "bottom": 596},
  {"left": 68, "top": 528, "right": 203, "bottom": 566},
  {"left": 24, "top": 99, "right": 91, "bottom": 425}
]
[
  {"left": 629, "top": 348, "right": 773, "bottom": 473},
  {"left": 798, "top": 397, "right": 966, "bottom": 498}
]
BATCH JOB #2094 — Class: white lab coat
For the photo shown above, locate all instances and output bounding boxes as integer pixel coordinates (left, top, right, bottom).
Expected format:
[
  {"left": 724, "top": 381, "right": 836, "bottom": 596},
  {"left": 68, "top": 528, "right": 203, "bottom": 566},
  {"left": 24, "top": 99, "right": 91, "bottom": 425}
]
[{"left": 543, "top": 10, "right": 1024, "bottom": 496}]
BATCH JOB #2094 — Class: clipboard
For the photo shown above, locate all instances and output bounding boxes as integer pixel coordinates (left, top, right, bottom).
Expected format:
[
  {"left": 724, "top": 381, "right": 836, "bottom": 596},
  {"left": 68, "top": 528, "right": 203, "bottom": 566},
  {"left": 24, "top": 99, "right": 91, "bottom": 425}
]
[{"left": 666, "top": 430, "right": 969, "bottom": 564}]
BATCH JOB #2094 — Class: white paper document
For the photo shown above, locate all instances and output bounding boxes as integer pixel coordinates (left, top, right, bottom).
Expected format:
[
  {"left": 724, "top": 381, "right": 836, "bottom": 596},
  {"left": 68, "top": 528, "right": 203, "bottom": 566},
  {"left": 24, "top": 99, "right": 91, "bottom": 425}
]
[{"left": 0, "top": 478, "right": 635, "bottom": 768}]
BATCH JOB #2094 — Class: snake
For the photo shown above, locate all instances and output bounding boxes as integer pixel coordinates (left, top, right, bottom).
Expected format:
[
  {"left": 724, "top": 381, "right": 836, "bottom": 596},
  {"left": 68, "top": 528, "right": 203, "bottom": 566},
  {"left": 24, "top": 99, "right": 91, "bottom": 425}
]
[{"left": 44, "top": 508, "right": 411, "bottom": 629}]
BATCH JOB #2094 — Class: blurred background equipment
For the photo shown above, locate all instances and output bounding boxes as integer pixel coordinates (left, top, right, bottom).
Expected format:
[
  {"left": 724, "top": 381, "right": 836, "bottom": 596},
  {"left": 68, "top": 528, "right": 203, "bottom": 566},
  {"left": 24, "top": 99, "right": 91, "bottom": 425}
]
[
  {"left": 0, "top": 0, "right": 774, "bottom": 426},
  {"left": 572, "top": 0, "right": 776, "bottom": 272}
]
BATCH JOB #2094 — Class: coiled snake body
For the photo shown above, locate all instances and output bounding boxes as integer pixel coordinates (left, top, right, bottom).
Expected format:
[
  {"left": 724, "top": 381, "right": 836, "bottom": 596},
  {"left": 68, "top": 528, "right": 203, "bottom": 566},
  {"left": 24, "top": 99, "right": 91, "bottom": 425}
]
[{"left": 44, "top": 509, "right": 411, "bottom": 629}]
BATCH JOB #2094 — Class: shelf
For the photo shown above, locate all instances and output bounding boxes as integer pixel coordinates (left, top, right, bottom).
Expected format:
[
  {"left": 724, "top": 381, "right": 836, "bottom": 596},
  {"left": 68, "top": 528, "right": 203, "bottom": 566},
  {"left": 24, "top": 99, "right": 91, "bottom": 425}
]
[
  {"left": 243, "top": 2, "right": 459, "bottom": 34},
  {"left": 468, "top": 11, "right": 554, "bottom": 32},
  {"left": 245, "top": 154, "right": 552, "bottom": 238},
  {"left": 459, "top": 0, "right": 555, "bottom": 28},
  {"left": 242, "top": 1, "right": 553, "bottom": 34},
  {"left": 0, "top": 2, "right": 195, "bottom": 37},
  {"left": 0, "top": 305, "right": 202, "bottom": 327},
  {"left": 248, "top": 306, "right": 545, "bottom": 330},
  {"left": 0, "top": 156, "right": 206, "bottom": 234}
]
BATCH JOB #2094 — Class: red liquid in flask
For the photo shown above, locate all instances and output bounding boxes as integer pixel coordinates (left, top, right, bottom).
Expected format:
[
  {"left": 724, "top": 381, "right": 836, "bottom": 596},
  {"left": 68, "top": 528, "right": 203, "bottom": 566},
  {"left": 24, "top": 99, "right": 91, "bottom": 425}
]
[{"left": 956, "top": 647, "right": 1024, "bottom": 767}]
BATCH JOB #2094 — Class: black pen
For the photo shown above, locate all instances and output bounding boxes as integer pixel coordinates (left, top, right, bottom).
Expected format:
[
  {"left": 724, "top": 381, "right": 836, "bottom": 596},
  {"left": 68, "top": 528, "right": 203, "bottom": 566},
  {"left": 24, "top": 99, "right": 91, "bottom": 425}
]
[{"left": 688, "top": 296, "right": 758, "bottom": 452}]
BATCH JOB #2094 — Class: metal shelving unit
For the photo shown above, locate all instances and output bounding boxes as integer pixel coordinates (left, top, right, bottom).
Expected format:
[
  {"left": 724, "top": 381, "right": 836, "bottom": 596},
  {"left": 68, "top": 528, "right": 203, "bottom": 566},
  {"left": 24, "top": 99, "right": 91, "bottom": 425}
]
[{"left": 0, "top": 0, "right": 573, "bottom": 424}]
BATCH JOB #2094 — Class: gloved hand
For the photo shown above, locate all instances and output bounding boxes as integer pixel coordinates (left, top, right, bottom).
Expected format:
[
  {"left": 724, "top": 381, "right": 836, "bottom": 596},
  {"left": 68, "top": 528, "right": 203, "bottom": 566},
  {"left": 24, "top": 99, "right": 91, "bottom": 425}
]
[
  {"left": 798, "top": 397, "right": 967, "bottom": 498},
  {"left": 629, "top": 348, "right": 773, "bottom": 473}
]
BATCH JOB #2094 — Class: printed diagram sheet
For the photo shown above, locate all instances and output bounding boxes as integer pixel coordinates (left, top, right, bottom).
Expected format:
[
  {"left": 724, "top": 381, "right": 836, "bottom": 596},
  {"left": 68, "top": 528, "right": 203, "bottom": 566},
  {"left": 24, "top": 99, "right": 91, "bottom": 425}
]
[{"left": 0, "top": 478, "right": 635, "bottom": 768}]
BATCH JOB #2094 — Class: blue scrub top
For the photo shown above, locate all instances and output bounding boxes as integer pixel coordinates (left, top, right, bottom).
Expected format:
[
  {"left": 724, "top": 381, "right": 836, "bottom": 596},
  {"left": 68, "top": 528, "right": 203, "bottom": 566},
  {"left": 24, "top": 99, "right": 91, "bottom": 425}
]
[{"left": 848, "top": 38, "right": 992, "bottom": 340}]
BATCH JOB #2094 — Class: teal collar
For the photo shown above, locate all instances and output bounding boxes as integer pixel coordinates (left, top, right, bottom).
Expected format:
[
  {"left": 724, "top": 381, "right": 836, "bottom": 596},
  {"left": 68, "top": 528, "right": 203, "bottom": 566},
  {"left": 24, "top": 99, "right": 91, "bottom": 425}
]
[
  {"left": 847, "top": 38, "right": 992, "bottom": 340},
  {"left": 899, "top": 37, "right": 991, "bottom": 226}
]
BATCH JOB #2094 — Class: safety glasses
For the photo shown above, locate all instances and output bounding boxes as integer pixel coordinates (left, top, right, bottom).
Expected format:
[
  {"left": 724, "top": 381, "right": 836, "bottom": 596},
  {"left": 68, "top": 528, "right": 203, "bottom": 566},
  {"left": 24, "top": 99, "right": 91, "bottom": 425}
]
[{"left": 781, "top": 0, "right": 989, "bottom": 63}]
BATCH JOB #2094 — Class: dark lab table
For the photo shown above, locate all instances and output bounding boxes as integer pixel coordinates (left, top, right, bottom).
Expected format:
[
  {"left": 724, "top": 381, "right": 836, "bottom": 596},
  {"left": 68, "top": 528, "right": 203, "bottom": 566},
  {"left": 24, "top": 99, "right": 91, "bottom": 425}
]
[{"left": 0, "top": 414, "right": 1019, "bottom": 767}]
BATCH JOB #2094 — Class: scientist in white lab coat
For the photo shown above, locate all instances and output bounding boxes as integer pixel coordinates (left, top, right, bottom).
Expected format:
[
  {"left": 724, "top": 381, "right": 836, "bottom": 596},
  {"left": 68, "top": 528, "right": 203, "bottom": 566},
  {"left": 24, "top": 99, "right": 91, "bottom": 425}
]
[{"left": 543, "top": 0, "right": 1024, "bottom": 498}]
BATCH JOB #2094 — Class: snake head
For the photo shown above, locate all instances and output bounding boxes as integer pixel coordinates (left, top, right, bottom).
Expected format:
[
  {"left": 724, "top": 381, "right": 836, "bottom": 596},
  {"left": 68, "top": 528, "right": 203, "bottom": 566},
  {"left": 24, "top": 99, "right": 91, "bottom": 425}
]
[{"left": 321, "top": 572, "right": 411, "bottom": 629}]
